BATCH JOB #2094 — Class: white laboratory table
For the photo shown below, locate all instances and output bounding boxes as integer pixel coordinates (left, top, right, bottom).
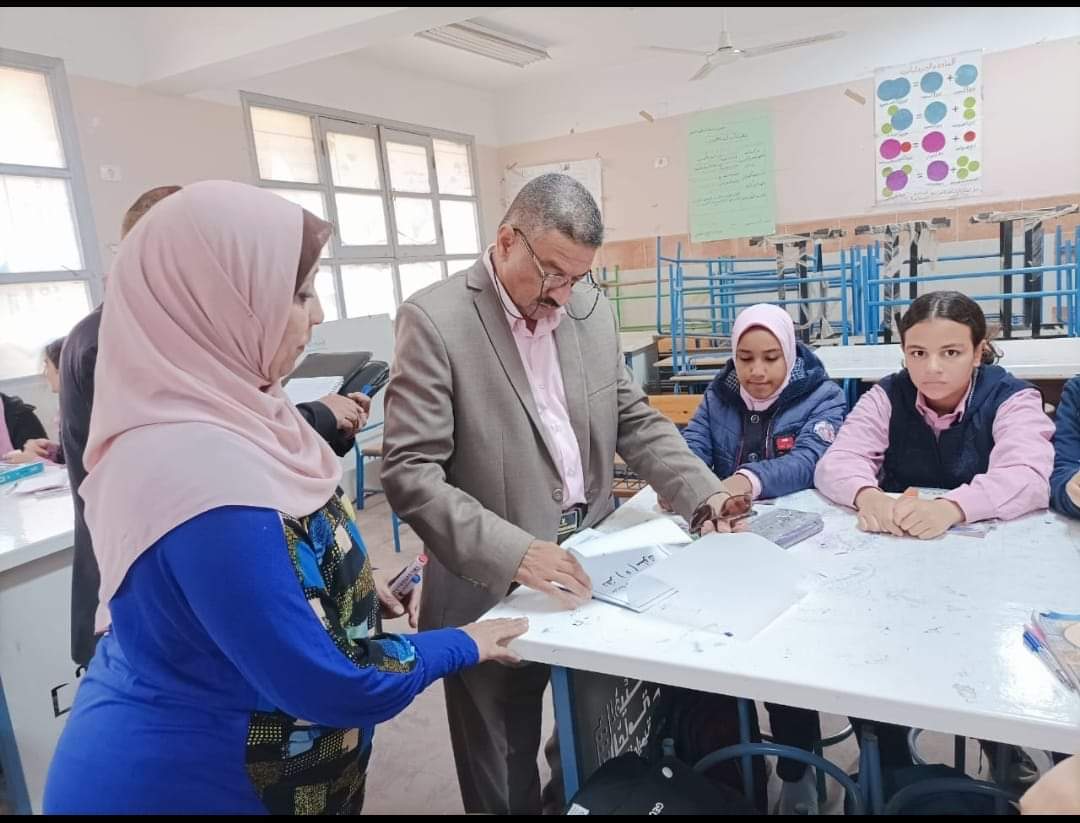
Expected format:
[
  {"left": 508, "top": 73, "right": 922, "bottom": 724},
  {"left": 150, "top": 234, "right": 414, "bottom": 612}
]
[
  {"left": 620, "top": 332, "right": 658, "bottom": 386},
  {"left": 816, "top": 337, "right": 1080, "bottom": 382},
  {"left": 484, "top": 486, "right": 1080, "bottom": 804},
  {"left": 619, "top": 331, "right": 658, "bottom": 356},
  {"left": 0, "top": 485, "right": 78, "bottom": 814}
]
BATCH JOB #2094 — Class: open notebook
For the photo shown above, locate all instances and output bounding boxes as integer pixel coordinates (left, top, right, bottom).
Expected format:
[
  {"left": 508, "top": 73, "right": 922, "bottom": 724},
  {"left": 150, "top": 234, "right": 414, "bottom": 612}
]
[
  {"left": 564, "top": 519, "right": 810, "bottom": 639},
  {"left": 564, "top": 520, "right": 689, "bottom": 612}
]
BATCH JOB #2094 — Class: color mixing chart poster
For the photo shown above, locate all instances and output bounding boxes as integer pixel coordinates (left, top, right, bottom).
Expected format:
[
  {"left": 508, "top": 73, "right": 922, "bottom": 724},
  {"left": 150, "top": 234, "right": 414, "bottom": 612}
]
[{"left": 874, "top": 51, "right": 982, "bottom": 204}]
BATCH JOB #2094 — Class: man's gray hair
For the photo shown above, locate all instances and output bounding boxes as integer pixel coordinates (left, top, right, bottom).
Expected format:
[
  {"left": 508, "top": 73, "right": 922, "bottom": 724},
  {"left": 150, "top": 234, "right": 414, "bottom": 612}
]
[{"left": 502, "top": 173, "right": 604, "bottom": 248}]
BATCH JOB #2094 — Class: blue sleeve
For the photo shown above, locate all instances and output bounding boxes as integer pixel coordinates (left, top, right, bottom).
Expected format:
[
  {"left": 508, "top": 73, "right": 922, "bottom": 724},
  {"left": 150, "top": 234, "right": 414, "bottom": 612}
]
[
  {"left": 682, "top": 390, "right": 715, "bottom": 471},
  {"left": 741, "top": 381, "right": 848, "bottom": 499},
  {"left": 158, "top": 506, "right": 479, "bottom": 729},
  {"left": 1051, "top": 376, "right": 1080, "bottom": 519}
]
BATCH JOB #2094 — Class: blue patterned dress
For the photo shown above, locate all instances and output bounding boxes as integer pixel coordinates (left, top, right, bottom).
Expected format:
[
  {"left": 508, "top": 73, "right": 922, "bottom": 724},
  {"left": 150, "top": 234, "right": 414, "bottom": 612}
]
[{"left": 44, "top": 492, "right": 477, "bottom": 814}]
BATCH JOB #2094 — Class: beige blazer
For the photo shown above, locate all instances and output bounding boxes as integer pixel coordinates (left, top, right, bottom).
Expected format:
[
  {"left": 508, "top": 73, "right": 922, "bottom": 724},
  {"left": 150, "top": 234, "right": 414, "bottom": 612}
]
[{"left": 381, "top": 258, "right": 723, "bottom": 628}]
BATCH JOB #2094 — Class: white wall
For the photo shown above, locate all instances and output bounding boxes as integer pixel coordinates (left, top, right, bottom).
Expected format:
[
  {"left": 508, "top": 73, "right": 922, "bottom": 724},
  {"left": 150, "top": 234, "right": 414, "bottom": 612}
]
[
  {"left": 493, "top": 7, "right": 1080, "bottom": 146},
  {"left": 68, "top": 76, "right": 254, "bottom": 270},
  {"left": 475, "top": 144, "right": 501, "bottom": 240},
  {"left": 498, "top": 39, "right": 1080, "bottom": 239}
]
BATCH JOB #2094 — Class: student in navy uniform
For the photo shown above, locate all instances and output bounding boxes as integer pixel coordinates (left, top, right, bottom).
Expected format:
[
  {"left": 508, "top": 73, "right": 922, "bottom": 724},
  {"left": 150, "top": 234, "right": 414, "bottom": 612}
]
[
  {"left": 679, "top": 302, "right": 847, "bottom": 814},
  {"left": 817, "top": 290, "right": 1053, "bottom": 779},
  {"left": 817, "top": 290, "right": 1052, "bottom": 537},
  {"left": 1051, "top": 373, "right": 1080, "bottom": 518}
]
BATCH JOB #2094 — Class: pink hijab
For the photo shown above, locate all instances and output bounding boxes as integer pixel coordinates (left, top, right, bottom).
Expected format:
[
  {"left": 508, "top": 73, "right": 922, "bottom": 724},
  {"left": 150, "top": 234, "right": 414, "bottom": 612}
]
[
  {"left": 81, "top": 181, "right": 341, "bottom": 632},
  {"left": 731, "top": 304, "right": 798, "bottom": 412}
]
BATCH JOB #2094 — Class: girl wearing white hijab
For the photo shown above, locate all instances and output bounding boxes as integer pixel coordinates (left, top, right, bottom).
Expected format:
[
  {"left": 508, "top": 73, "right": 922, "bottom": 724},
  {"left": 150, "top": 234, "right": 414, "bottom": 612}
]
[{"left": 681, "top": 302, "right": 847, "bottom": 813}]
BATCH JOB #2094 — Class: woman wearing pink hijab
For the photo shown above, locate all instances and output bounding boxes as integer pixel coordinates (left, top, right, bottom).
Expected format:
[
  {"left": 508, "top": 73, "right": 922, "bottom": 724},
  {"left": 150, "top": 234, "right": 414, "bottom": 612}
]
[
  {"left": 44, "top": 181, "right": 527, "bottom": 815},
  {"left": 680, "top": 302, "right": 847, "bottom": 813}
]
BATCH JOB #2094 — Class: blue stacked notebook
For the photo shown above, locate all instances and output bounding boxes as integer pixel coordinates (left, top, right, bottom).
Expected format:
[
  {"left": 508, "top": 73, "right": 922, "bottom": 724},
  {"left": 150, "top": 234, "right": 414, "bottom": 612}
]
[
  {"left": 0, "top": 460, "right": 45, "bottom": 486},
  {"left": 1030, "top": 611, "right": 1080, "bottom": 692}
]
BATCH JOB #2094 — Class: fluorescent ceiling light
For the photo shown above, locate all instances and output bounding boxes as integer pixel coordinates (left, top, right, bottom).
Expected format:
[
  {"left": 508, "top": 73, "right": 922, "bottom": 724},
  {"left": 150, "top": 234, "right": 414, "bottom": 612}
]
[{"left": 416, "top": 21, "right": 550, "bottom": 68}]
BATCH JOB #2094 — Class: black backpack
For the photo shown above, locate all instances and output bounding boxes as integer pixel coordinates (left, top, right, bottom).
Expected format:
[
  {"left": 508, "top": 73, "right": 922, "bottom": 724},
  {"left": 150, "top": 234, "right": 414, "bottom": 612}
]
[
  {"left": 565, "top": 752, "right": 759, "bottom": 815},
  {"left": 650, "top": 687, "right": 769, "bottom": 812},
  {"left": 567, "top": 687, "right": 769, "bottom": 814}
]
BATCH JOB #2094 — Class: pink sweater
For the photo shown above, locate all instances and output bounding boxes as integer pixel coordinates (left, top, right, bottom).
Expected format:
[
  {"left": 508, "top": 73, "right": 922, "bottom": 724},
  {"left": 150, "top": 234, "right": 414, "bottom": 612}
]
[{"left": 814, "top": 384, "right": 1053, "bottom": 523}]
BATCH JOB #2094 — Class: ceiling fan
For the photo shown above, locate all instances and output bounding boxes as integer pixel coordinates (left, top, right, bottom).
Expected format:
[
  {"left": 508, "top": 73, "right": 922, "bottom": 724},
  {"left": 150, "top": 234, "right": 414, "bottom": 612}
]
[{"left": 643, "top": 11, "right": 846, "bottom": 82}]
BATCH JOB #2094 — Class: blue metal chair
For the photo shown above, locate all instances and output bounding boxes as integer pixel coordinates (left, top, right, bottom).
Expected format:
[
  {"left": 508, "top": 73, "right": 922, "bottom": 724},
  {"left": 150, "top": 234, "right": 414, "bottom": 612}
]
[
  {"left": 353, "top": 424, "right": 383, "bottom": 511},
  {"left": 882, "top": 778, "right": 1019, "bottom": 815},
  {"left": 761, "top": 720, "right": 855, "bottom": 805},
  {"left": 352, "top": 430, "right": 402, "bottom": 554},
  {"left": 692, "top": 741, "right": 867, "bottom": 815}
]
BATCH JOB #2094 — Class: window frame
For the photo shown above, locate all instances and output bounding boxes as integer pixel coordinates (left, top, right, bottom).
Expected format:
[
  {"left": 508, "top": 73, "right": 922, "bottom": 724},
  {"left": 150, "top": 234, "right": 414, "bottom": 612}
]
[
  {"left": 240, "top": 92, "right": 486, "bottom": 319},
  {"left": 0, "top": 48, "right": 103, "bottom": 385}
]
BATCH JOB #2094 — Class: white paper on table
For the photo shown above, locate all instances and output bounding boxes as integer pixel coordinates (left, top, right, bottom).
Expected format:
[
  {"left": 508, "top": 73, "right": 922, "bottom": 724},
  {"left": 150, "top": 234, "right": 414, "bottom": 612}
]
[
  {"left": 561, "top": 528, "right": 603, "bottom": 551},
  {"left": 565, "top": 518, "right": 691, "bottom": 559},
  {"left": 571, "top": 544, "right": 678, "bottom": 612},
  {"left": 646, "top": 532, "right": 810, "bottom": 639}
]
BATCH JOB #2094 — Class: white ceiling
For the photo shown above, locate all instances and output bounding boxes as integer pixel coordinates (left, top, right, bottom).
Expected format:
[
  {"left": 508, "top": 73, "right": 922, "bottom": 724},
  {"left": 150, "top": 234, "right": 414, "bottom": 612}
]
[
  {"left": 362, "top": 7, "right": 865, "bottom": 91},
  {"left": 4, "top": 6, "right": 1080, "bottom": 147}
]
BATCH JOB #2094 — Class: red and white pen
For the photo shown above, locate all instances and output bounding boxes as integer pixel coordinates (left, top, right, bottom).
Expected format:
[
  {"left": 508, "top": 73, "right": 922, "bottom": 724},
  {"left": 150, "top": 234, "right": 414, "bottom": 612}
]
[{"left": 388, "top": 554, "right": 427, "bottom": 599}]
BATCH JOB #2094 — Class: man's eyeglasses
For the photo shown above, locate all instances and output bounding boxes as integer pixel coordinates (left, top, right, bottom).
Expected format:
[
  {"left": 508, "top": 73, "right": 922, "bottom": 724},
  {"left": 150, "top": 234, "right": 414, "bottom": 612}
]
[{"left": 512, "top": 227, "right": 601, "bottom": 320}]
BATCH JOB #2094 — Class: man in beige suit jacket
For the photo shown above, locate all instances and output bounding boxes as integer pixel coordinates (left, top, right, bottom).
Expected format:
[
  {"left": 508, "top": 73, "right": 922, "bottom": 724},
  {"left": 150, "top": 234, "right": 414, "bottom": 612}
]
[{"left": 382, "top": 174, "right": 741, "bottom": 814}]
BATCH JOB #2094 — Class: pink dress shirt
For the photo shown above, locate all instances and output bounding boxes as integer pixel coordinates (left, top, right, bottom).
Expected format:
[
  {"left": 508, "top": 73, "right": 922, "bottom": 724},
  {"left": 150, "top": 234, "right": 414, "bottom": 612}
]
[{"left": 483, "top": 248, "right": 586, "bottom": 507}]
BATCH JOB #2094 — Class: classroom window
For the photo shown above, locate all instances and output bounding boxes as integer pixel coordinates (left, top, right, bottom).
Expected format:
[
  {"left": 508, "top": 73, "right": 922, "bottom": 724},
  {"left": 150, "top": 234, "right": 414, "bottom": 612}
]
[
  {"left": 0, "top": 53, "right": 101, "bottom": 381},
  {"left": 243, "top": 94, "right": 484, "bottom": 320}
]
